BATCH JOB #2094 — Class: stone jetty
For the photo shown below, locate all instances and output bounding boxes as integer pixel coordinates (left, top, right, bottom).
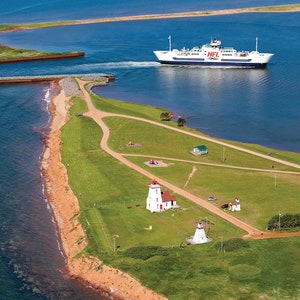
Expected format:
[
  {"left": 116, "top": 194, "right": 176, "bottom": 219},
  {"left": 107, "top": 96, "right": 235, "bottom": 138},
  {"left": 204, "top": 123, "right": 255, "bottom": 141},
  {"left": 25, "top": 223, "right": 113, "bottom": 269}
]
[{"left": 0, "top": 73, "right": 115, "bottom": 84}]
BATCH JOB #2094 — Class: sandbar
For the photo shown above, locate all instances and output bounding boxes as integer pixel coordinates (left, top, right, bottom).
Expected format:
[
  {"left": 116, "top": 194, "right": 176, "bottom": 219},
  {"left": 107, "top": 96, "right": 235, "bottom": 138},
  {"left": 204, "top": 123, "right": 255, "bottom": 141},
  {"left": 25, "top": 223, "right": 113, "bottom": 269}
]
[
  {"left": 1, "top": 5, "right": 299, "bottom": 33},
  {"left": 71, "top": 5, "right": 300, "bottom": 26}
]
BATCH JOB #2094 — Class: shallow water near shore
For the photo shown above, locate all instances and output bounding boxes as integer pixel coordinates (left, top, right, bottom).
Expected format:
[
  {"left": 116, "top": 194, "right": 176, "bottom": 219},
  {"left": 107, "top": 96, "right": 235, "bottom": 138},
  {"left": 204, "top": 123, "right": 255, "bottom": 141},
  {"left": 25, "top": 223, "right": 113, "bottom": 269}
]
[
  {"left": 0, "top": 1, "right": 299, "bottom": 299},
  {"left": 0, "top": 83, "right": 107, "bottom": 299}
]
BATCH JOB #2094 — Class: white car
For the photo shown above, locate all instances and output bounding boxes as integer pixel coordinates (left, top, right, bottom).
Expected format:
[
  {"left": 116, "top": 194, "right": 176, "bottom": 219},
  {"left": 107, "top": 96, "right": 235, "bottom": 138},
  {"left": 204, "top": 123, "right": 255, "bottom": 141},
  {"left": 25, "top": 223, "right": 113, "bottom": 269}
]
[{"left": 208, "top": 196, "right": 217, "bottom": 201}]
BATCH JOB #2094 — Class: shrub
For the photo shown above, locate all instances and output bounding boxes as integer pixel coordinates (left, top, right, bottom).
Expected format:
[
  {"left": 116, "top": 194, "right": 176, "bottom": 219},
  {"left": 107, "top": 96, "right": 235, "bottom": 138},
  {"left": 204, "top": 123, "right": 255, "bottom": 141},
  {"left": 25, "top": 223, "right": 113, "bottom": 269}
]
[
  {"left": 267, "top": 213, "right": 300, "bottom": 230},
  {"left": 160, "top": 111, "right": 173, "bottom": 121},
  {"left": 177, "top": 117, "right": 186, "bottom": 127},
  {"left": 223, "top": 238, "right": 250, "bottom": 252},
  {"left": 123, "top": 246, "right": 169, "bottom": 260}
]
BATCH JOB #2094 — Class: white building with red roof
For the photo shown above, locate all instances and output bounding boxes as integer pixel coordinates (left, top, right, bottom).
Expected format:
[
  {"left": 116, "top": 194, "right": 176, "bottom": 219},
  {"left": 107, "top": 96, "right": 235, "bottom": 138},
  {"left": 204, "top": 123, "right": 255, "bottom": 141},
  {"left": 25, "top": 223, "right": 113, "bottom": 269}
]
[
  {"left": 231, "top": 197, "right": 241, "bottom": 211},
  {"left": 146, "top": 179, "right": 177, "bottom": 212}
]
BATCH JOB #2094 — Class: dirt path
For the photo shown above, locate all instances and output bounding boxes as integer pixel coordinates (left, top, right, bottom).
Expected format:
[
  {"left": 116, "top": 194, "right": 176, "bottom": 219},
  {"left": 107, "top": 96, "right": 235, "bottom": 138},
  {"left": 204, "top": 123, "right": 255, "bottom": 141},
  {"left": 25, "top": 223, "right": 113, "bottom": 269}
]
[
  {"left": 124, "top": 154, "right": 300, "bottom": 175},
  {"left": 78, "top": 79, "right": 300, "bottom": 239}
]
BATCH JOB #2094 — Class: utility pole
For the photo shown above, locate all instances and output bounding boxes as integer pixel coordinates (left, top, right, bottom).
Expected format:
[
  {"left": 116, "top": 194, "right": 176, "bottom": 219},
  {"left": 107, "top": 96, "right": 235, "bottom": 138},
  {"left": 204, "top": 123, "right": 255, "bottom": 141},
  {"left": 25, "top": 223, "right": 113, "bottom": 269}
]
[
  {"left": 112, "top": 234, "right": 119, "bottom": 252},
  {"left": 168, "top": 35, "right": 172, "bottom": 51},
  {"left": 222, "top": 147, "right": 226, "bottom": 162},
  {"left": 220, "top": 235, "right": 224, "bottom": 253}
]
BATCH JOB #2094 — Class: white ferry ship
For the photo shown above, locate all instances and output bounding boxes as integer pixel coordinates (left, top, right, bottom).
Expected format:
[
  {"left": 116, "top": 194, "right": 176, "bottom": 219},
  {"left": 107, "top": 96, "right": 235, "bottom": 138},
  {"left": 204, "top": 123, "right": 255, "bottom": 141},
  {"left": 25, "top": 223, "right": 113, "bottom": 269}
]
[{"left": 153, "top": 36, "right": 274, "bottom": 68}]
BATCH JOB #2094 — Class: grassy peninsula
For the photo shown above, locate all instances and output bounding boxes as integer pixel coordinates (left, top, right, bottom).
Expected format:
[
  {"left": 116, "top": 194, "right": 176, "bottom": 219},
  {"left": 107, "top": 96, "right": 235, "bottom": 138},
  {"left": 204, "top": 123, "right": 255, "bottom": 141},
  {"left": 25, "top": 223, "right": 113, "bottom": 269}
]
[
  {"left": 59, "top": 87, "right": 300, "bottom": 299},
  {"left": 0, "top": 44, "right": 84, "bottom": 63}
]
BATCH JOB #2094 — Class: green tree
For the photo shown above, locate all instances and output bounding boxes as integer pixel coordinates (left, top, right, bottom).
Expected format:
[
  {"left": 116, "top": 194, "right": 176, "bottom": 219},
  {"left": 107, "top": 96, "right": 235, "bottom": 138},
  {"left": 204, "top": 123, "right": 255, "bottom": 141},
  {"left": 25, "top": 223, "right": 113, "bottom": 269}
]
[
  {"left": 160, "top": 112, "right": 172, "bottom": 121},
  {"left": 177, "top": 117, "right": 186, "bottom": 127}
]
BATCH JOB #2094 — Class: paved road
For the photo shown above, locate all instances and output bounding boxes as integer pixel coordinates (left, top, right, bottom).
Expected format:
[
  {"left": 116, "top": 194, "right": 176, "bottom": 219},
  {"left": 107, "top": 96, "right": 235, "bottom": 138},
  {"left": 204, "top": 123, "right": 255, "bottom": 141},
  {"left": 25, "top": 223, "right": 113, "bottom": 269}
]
[{"left": 78, "top": 78, "right": 300, "bottom": 239}]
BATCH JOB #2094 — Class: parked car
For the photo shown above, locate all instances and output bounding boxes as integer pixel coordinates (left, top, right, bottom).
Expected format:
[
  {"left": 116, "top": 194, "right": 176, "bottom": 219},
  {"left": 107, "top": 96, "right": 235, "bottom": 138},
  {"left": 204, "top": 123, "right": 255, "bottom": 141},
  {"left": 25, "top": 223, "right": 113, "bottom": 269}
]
[
  {"left": 221, "top": 203, "right": 229, "bottom": 209},
  {"left": 208, "top": 196, "right": 217, "bottom": 201}
]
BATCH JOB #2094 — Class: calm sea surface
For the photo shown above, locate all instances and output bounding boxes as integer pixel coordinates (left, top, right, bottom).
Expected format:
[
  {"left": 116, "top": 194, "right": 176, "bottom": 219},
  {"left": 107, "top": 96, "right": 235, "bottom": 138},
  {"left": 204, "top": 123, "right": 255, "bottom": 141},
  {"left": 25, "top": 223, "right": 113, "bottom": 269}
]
[{"left": 0, "top": 1, "right": 299, "bottom": 299}]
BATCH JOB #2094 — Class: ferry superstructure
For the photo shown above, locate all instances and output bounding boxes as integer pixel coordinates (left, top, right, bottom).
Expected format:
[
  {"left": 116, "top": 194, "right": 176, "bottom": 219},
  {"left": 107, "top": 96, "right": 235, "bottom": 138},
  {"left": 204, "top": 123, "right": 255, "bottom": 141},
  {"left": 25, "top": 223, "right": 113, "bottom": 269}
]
[{"left": 153, "top": 37, "right": 274, "bottom": 68}]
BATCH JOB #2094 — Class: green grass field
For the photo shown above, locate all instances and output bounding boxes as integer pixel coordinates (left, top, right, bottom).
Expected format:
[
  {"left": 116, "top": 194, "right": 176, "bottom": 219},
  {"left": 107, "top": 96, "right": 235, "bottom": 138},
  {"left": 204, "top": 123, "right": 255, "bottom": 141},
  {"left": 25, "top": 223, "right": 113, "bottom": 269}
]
[
  {"left": 0, "top": 44, "right": 80, "bottom": 60},
  {"left": 60, "top": 94, "right": 300, "bottom": 299}
]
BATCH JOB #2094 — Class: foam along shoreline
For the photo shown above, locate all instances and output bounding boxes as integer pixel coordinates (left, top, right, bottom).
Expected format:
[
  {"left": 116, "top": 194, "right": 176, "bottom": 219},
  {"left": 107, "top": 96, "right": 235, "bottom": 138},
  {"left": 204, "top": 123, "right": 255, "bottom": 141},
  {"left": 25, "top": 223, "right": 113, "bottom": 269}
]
[{"left": 42, "top": 77, "right": 167, "bottom": 300}]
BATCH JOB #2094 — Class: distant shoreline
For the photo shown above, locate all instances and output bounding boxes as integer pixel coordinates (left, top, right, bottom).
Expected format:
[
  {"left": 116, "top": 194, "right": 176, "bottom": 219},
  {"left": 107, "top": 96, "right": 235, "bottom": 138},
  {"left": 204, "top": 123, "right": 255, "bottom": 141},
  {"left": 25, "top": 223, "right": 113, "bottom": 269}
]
[
  {"left": 72, "top": 5, "right": 300, "bottom": 25},
  {"left": 1, "top": 4, "right": 299, "bottom": 32}
]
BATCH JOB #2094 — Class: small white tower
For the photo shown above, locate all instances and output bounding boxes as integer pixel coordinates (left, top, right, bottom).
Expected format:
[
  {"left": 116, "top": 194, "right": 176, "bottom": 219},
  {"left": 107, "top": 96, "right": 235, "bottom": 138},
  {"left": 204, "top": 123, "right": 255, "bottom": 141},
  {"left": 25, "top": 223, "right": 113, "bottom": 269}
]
[{"left": 187, "top": 222, "right": 211, "bottom": 244}]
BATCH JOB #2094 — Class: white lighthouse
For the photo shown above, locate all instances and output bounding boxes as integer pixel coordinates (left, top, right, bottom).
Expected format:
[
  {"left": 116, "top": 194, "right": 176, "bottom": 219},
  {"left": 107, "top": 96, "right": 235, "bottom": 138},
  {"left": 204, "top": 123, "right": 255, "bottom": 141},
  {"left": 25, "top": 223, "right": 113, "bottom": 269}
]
[
  {"left": 187, "top": 222, "right": 211, "bottom": 244},
  {"left": 146, "top": 179, "right": 177, "bottom": 212}
]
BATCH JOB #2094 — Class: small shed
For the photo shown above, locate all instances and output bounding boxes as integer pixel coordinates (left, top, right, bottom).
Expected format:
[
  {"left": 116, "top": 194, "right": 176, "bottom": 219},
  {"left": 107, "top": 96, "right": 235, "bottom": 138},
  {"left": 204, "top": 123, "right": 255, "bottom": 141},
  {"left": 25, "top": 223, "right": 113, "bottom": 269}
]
[{"left": 191, "top": 145, "right": 208, "bottom": 156}]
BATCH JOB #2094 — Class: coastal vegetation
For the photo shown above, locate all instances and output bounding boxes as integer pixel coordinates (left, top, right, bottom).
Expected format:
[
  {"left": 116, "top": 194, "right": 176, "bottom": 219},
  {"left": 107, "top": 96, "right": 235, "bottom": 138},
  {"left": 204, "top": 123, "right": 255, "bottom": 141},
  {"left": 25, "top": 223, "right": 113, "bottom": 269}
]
[
  {"left": 160, "top": 111, "right": 173, "bottom": 121},
  {"left": 60, "top": 90, "right": 300, "bottom": 299},
  {"left": 0, "top": 44, "right": 83, "bottom": 62},
  {"left": 268, "top": 213, "right": 300, "bottom": 230},
  {"left": 0, "top": 24, "right": 17, "bottom": 31},
  {"left": 177, "top": 116, "right": 186, "bottom": 127},
  {"left": 249, "top": 4, "right": 300, "bottom": 12},
  {"left": 0, "top": 44, "right": 51, "bottom": 59}
]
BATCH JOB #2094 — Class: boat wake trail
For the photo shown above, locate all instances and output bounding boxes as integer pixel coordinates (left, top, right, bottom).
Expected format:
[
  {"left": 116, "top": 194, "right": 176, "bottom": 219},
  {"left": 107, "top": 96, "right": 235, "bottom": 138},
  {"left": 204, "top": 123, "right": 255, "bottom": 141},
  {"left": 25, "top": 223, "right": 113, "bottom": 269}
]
[{"left": 81, "top": 61, "right": 160, "bottom": 70}]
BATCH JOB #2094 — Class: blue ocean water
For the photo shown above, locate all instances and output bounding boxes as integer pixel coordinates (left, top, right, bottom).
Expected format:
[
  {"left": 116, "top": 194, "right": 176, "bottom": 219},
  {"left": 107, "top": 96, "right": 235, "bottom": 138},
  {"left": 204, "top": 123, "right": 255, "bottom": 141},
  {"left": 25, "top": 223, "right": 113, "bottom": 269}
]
[
  {"left": 1, "top": 0, "right": 299, "bottom": 24},
  {"left": 0, "top": 84, "right": 104, "bottom": 299},
  {"left": 0, "top": 1, "right": 299, "bottom": 299},
  {"left": 1, "top": 11, "right": 299, "bottom": 151}
]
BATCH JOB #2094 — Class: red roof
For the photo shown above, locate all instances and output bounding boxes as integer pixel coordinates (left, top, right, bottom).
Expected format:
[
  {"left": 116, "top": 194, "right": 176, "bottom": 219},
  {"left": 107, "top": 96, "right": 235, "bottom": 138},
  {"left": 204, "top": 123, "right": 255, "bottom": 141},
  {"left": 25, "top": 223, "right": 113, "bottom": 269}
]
[{"left": 161, "top": 191, "right": 176, "bottom": 202}]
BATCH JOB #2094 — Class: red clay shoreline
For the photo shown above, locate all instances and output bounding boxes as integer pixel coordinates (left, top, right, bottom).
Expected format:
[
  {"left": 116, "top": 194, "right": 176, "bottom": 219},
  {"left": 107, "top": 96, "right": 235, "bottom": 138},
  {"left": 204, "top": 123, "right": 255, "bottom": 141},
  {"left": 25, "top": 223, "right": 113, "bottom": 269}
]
[{"left": 42, "top": 78, "right": 168, "bottom": 300}]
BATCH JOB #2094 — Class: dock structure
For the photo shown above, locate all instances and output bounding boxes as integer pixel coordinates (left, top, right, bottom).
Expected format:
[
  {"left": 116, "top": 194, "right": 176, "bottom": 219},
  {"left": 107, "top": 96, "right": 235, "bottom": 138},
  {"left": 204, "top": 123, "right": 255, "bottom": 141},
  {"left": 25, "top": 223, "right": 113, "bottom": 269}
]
[{"left": 0, "top": 74, "right": 115, "bottom": 84}]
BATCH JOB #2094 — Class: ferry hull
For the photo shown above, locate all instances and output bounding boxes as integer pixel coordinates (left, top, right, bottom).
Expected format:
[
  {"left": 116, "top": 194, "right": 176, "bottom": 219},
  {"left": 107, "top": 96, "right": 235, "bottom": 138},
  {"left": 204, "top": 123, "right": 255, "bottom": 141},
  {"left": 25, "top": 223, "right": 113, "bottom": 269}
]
[{"left": 157, "top": 59, "right": 268, "bottom": 68}]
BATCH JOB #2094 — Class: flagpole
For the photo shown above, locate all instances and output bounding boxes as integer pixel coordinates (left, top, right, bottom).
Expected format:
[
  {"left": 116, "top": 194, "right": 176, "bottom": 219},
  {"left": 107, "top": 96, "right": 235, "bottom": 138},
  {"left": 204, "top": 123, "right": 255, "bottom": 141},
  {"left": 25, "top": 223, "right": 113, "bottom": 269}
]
[
  {"left": 256, "top": 37, "right": 258, "bottom": 52},
  {"left": 168, "top": 35, "right": 172, "bottom": 51}
]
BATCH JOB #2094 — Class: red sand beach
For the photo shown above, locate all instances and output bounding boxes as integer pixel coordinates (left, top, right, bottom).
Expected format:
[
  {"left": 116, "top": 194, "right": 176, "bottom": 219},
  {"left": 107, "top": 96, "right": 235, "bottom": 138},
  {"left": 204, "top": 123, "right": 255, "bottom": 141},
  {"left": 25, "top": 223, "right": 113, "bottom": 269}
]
[{"left": 42, "top": 81, "right": 167, "bottom": 300}]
